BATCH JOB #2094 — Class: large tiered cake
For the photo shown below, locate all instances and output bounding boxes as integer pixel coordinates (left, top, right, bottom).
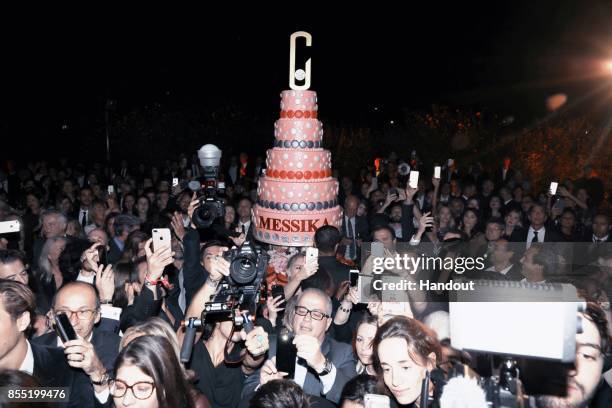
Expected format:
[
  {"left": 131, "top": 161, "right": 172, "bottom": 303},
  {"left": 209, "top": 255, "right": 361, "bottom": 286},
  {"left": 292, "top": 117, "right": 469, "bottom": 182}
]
[{"left": 252, "top": 89, "right": 343, "bottom": 246}]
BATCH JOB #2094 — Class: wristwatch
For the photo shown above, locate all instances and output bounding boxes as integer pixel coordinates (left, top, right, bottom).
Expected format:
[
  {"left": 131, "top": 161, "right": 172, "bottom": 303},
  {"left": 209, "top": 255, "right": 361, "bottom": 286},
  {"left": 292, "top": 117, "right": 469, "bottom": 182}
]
[
  {"left": 91, "top": 371, "right": 110, "bottom": 386},
  {"left": 317, "top": 358, "right": 333, "bottom": 376}
]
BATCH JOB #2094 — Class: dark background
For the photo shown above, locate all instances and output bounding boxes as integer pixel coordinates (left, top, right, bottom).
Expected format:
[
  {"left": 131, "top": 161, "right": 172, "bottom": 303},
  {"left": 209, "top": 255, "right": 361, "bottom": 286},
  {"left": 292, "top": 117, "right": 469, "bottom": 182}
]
[{"left": 2, "top": 2, "right": 612, "bottom": 165}]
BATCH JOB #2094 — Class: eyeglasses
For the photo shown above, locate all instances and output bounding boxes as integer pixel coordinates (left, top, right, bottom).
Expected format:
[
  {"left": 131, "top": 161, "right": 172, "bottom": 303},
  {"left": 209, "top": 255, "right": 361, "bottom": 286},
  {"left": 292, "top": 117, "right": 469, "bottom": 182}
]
[
  {"left": 109, "top": 379, "right": 155, "bottom": 400},
  {"left": 5, "top": 268, "right": 28, "bottom": 281},
  {"left": 54, "top": 309, "right": 97, "bottom": 320},
  {"left": 294, "top": 306, "right": 330, "bottom": 321}
]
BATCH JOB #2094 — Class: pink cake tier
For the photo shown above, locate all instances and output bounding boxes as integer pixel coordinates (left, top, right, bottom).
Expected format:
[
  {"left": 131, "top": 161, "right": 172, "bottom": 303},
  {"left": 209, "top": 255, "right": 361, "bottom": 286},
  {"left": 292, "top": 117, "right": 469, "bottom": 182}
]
[
  {"left": 257, "top": 178, "right": 339, "bottom": 206},
  {"left": 274, "top": 119, "right": 323, "bottom": 147},
  {"left": 279, "top": 90, "right": 318, "bottom": 112},
  {"left": 252, "top": 205, "right": 342, "bottom": 245},
  {"left": 265, "top": 149, "right": 331, "bottom": 175}
]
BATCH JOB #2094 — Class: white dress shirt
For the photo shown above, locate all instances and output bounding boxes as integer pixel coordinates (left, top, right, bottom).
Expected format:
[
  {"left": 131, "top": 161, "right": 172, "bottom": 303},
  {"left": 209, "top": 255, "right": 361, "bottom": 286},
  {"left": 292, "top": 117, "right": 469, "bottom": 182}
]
[
  {"left": 485, "top": 264, "right": 514, "bottom": 276},
  {"left": 239, "top": 220, "right": 252, "bottom": 235},
  {"left": 76, "top": 272, "right": 95, "bottom": 285},
  {"left": 526, "top": 226, "right": 545, "bottom": 249},
  {"left": 593, "top": 234, "right": 609, "bottom": 243},
  {"left": 521, "top": 278, "right": 546, "bottom": 284},
  {"left": 18, "top": 341, "right": 35, "bottom": 375}
]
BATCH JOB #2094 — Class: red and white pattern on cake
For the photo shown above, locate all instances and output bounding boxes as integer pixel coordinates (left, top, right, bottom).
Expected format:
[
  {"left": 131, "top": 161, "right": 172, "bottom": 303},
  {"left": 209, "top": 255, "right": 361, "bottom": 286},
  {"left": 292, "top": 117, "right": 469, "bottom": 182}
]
[
  {"left": 258, "top": 179, "right": 339, "bottom": 204},
  {"left": 265, "top": 149, "right": 331, "bottom": 173},
  {"left": 252, "top": 205, "right": 342, "bottom": 246},
  {"left": 280, "top": 90, "right": 318, "bottom": 112},
  {"left": 274, "top": 119, "right": 323, "bottom": 142}
]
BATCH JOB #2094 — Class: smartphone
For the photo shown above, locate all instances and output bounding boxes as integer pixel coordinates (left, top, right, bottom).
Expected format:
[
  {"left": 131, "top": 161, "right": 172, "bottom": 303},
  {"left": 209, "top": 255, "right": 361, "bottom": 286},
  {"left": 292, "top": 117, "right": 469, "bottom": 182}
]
[
  {"left": 305, "top": 247, "right": 318, "bottom": 264},
  {"left": 349, "top": 270, "right": 360, "bottom": 287},
  {"left": 54, "top": 313, "right": 77, "bottom": 343},
  {"left": 271, "top": 284, "right": 285, "bottom": 302},
  {"left": 409, "top": 171, "right": 419, "bottom": 188},
  {"left": 388, "top": 188, "right": 399, "bottom": 196},
  {"left": 152, "top": 228, "right": 172, "bottom": 253},
  {"left": 0, "top": 220, "right": 20, "bottom": 234},
  {"left": 371, "top": 242, "right": 385, "bottom": 259},
  {"left": 434, "top": 166, "right": 441, "bottom": 179},
  {"left": 276, "top": 328, "right": 297, "bottom": 379},
  {"left": 97, "top": 245, "right": 108, "bottom": 266},
  {"left": 107, "top": 185, "right": 114, "bottom": 195},
  {"left": 549, "top": 182, "right": 558, "bottom": 196},
  {"left": 172, "top": 177, "right": 179, "bottom": 187},
  {"left": 364, "top": 394, "right": 391, "bottom": 408}
]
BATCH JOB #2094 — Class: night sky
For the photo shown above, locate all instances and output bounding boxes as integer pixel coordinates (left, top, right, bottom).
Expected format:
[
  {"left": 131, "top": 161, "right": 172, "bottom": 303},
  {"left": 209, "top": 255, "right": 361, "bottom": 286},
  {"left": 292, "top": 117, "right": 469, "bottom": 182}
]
[{"left": 3, "top": 2, "right": 612, "bottom": 162}]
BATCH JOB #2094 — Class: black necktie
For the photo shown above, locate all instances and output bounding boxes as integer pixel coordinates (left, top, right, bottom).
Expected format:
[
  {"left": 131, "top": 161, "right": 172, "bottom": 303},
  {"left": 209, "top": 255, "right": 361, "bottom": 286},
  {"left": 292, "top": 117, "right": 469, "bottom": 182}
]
[
  {"left": 242, "top": 224, "right": 246, "bottom": 235},
  {"left": 531, "top": 230, "right": 539, "bottom": 243},
  {"left": 81, "top": 210, "right": 87, "bottom": 228}
]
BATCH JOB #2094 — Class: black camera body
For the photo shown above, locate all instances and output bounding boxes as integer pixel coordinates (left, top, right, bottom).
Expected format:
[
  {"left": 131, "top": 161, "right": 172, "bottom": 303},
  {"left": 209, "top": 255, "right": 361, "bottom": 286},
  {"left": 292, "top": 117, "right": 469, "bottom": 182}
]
[
  {"left": 192, "top": 165, "right": 226, "bottom": 229},
  {"left": 203, "top": 241, "right": 269, "bottom": 321},
  {"left": 222, "top": 241, "right": 268, "bottom": 286}
]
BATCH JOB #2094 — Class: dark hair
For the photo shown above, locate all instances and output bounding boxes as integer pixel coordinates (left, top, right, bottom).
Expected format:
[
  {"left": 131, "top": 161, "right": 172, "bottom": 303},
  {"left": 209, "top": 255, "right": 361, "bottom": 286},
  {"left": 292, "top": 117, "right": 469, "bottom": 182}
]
[
  {"left": 529, "top": 243, "right": 555, "bottom": 278},
  {"left": 301, "top": 267, "right": 334, "bottom": 294},
  {"left": 371, "top": 224, "right": 396, "bottom": 241},
  {"left": 486, "top": 217, "right": 505, "bottom": 229},
  {"left": 583, "top": 301, "right": 610, "bottom": 354},
  {"left": 460, "top": 208, "right": 482, "bottom": 237},
  {"left": 372, "top": 317, "right": 441, "bottom": 394},
  {"left": 120, "top": 230, "right": 149, "bottom": 263},
  {"left": 0, "top": 279, "right": 36, "bottom": 332},
  {"left": 114, "top": 335, "right": 194, "bottom": 408},
  {"left": 57, "top": 237, "right": 93, "bottom": 282},
  {"left": 200, "top": 240, "right": 227, "bottom": 260},
  {"left": 0, "top": 249, "right": 28, "bottom": 267},
  {"left": 104, "top": 211, "right": 120, "bottom": 235},
  {"left": 314, "top": 225, "right": 341, "bottom": 253},
  {"left": 353, "top": 313, "right": 378, "bottom": 360},
  {"left": 112, "top": 262, "right": 138, "bottom": 309},
  {"left": 122, "top": 193, "right": 136, "bottom": 213},
  {"left": 249, "top": 379, "right": 310, "bottom": 408},
  {"left": 340, "top": 374, "right": 378, "bottom": 405}
]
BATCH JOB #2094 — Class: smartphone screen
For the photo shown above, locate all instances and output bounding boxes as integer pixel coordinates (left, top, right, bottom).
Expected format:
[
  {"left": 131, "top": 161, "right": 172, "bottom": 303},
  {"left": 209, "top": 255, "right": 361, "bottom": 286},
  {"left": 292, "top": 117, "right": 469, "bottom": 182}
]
[
  {"left": 54, "top": 313, "right": 77, "bottom": 342},
  {"left": 549, "top": 182, "right": 558, "bottom": 195},
  {"left": 409, "top": 171, "right": 419, "bottom": 188},
  {"left": 349, "top": 270, "right": 360, "bottom": 287},
  {"left": 0, "top": 220, "right": 20, "bottom": 234},
  {"left": 434, "top": 166, "right": 441, "bottom": 179},
  {"left": 276, "top": 328, "right": 297, "bottom": 379},
  {"left": 107, "top": 185, "right": 114, "bottom": 194},
  {"left": 152, "top": 228, "right": 172, "bottom": 253}
]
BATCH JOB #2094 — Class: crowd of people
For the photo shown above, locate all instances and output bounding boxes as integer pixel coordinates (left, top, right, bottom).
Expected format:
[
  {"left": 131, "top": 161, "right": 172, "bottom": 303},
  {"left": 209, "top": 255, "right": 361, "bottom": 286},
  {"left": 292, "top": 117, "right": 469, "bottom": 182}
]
[{"left": 0, "top": 152, "right": 610, "bottom": 407}]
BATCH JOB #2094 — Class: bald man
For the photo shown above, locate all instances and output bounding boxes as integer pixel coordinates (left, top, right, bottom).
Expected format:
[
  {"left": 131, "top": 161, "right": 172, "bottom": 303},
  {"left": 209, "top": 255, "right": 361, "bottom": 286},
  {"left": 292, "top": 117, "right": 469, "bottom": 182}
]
[{"left": 32, "top": 282, "right": 120, "bottom": 372}]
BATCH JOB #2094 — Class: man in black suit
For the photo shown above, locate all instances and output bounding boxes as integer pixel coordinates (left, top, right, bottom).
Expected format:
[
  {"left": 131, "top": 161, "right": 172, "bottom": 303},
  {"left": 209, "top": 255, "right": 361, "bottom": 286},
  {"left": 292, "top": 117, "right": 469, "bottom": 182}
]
[
  {"left": 481, "top": 239, "right": 522, "bottom": 281},
  {"left": 72, "top": 187, "right": 94, "bottom": 231},
  {"left": 0, "top": 280, "right": 93, "bottom": 407},
  {"left": 241, "top": 288, "right": 356, "bottom": 405},
  {"left": 107, "top": 214, "right": 141, "bottom": 265},
  {"left": 32, "top": 282, "right": 120, "bottom": 371},
  {"left": 314, "top": 226, "right": 352, "bottom": 292},
  {"left": 577, "top": 213, "right": 611, "bottom": 266},
  {"left": 496, "top": 157, "right": 515, "bottom": 186},
  {"left": 32, "top": 209, "right": 67, "bottom": 270},
  {"left": 519, "top": 204, "right": 563, "bottom": 249},
  {"left": 234, "top": 197, "right": 256, "bottom": 242},
  {"left": 339, "top": 196, "right": 369, "bottom": 264}
]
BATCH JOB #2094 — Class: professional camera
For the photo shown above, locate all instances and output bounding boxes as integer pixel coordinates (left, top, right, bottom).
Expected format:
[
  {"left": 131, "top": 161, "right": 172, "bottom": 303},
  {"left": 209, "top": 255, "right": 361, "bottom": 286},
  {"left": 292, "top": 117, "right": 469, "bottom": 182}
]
[
  {"left": 191, "top": 144, "right": 226, "bottom": 229},
  {"left": 179, "top": 241, "right": 269, "bottom": 363},
  {"left": 223, "top": 240, "right": 268, "bottom": 286}
]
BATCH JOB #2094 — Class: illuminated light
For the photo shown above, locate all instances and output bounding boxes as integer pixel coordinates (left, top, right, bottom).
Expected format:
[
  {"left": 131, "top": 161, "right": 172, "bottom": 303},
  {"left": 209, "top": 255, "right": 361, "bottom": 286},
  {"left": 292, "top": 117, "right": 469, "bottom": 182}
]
[
  {"left": 604, "top": 60, "right": 612, "bottom": 72},
  {"left": 389, "top": 120, "right": 395, "bottom": 125}
]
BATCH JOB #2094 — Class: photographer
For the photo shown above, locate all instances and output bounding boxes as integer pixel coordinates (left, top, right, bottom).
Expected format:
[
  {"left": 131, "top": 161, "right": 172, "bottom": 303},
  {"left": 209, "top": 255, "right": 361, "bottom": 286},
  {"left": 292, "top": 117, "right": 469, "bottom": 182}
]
[{"left": 183, "top": 246, "right": 270, "bottom": 408}]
